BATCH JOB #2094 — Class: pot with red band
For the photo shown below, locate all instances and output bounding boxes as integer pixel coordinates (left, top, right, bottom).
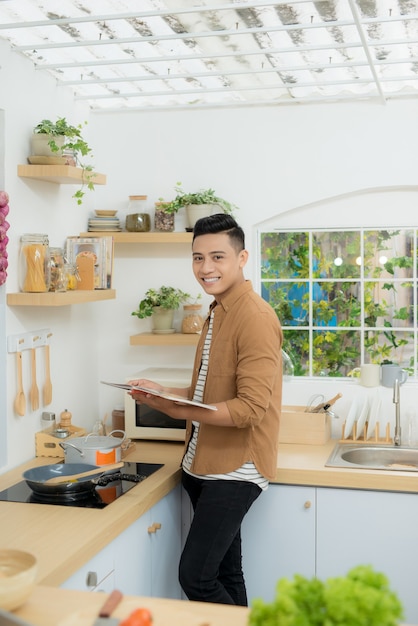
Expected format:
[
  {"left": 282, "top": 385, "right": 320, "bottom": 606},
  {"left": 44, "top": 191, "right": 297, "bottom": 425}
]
[{"left": 59, "top": 431, "right": 126, "bottom": 466}]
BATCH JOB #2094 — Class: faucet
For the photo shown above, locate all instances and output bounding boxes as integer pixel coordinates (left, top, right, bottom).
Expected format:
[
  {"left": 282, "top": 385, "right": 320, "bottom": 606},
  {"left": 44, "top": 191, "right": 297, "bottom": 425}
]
[{"left": 393, "top": 379, "right": 401, "bottom": 446}]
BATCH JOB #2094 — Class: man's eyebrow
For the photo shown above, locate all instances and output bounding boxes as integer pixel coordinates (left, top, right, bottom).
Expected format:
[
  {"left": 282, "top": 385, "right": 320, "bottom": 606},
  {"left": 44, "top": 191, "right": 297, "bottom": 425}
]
[{"left": 192, "top": 250, "right": 226, "bottom": 255}]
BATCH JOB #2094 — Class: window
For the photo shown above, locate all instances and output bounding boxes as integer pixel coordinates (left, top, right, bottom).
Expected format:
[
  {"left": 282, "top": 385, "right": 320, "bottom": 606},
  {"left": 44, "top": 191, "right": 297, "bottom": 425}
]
[{"left": 259, "top": 228, "right": 415, "bottom": 378}]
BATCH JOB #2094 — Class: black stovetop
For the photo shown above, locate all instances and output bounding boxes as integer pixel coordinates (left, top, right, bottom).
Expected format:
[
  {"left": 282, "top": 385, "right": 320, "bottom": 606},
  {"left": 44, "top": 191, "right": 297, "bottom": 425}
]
[{"left": 0, "top": 462, "right": 163, "bottom": 509}]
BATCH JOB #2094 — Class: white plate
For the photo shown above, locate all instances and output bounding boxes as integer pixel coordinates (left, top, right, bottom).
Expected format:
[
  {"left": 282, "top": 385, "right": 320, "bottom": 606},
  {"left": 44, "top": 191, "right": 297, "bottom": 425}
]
[
  {"left": 344, "top": 397, "right": 358, "bottom": 439},
  {"left": 354, "top": 396, "right": 369, "bottom": 439},
  {"left": 366, "top": 391, "right": 381, "bottom": 439}
]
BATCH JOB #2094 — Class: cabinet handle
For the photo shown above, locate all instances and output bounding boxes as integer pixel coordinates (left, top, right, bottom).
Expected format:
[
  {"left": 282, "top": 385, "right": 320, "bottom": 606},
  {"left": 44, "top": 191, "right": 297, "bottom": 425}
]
[
  {"left": 148, "top": 522, "right": 162, "bottom": 534},
  {"left": 304, "top": 501, "right": 312, "bottom": 509},
  {"left": 86, "top": 571, "right": 98, "bottom": 587}
]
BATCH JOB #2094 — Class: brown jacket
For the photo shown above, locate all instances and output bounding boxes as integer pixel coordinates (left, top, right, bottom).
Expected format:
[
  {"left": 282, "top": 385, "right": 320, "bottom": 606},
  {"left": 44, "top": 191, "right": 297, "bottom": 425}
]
[{"left": 184, "top": 281, "right": 283, "bottom": 480}]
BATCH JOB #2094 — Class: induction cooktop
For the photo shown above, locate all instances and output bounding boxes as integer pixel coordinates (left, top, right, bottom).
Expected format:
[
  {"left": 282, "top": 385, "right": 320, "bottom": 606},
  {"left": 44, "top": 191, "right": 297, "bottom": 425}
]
[{"left": 0, "top": 462, "right": 163, "bottom": 509}]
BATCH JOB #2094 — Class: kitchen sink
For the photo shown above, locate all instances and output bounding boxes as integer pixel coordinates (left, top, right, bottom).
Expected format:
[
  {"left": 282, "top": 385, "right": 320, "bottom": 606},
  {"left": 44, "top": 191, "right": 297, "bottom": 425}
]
[{"left": 325, "top": 443, "right": 418, "bottom": 471}]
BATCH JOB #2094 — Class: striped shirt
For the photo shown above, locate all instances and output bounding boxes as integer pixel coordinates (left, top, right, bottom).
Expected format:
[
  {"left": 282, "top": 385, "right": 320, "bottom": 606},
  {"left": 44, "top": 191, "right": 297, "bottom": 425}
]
[{"left": 182, "top": 309, "right": 268, "bottom": 491}]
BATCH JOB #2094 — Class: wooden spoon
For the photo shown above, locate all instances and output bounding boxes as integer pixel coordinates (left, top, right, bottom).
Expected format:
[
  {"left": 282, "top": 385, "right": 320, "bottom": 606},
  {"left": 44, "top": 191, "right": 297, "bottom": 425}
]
[
  {"left": 43, "top": 344, "right": 52, "bottom": 406},
  {"left": 14, "top": 351, "right": 26, "bottom": 416},
  {"left": 44, "top": 461, "right": 124, "bottom": 485},
  {"left": 30, "top": 347, "right": 40, "bottom": 411}
]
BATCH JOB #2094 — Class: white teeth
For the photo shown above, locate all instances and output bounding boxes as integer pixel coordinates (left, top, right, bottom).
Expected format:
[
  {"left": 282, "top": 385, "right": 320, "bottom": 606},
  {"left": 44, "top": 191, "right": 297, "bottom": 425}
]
[{"left": 203, "top": 277, "right": 219, "bottom": 283}]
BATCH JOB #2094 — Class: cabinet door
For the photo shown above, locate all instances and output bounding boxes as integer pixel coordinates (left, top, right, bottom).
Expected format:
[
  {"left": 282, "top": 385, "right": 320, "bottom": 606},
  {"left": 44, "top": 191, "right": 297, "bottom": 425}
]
[
  {"left": 61, "top": 543, "right": 115, "bottom": 592},
  {"left": 316, "top": 487, "right": 418, "bottom": 625},
  {"left": 114, "top": 510, "right": 152, "bottom": 597},
  {"left": 242, "top": 484, "right": 316, "bottom": 604},
  {"left": 150, "top": 485, "right": 182, "bottom": 599}
]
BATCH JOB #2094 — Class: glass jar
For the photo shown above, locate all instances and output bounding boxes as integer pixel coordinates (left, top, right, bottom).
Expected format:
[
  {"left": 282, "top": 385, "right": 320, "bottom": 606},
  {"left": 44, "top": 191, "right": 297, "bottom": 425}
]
[
  {"left": 19, "top": 233, "right": 50, "bottom": 292},
  {"left": 49, "top": 247, "right": 66, "bottom": 292},
  {"left": 64, "top": 263, "right": 79, "bottom": 290},
  {"left": 182, "top": 304, "right": 204, "bottom": 334},
  {"left": 154, "top": 202, "right": 174, "bottom": 232},
  {"left": 41, "top": 411, "right": 56, "bottom": 432},
  {"left": 126, "top": 212, "right": 151, "bottom": 232}
]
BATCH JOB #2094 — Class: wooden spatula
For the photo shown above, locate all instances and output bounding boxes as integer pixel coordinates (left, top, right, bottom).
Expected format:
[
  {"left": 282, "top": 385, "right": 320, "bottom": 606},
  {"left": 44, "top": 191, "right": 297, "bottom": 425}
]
[
  {"left": 44, "top": 461, "right": 124, "bottom": 485},
  {"left": 14, "top": 351, "right": 26, "bottom": 416},
  {"left": 43, "top": 344, "right": 52, "bottom": 406},
  {"left": 30, "top": 347, "right": 39, "bottom": 411}
]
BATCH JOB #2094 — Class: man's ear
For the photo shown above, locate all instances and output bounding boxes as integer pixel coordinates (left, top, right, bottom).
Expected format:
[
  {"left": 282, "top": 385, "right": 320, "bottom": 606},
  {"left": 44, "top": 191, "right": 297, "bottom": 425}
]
[{"left": 239, "top": 249, "right": 249, "bottom": 268}]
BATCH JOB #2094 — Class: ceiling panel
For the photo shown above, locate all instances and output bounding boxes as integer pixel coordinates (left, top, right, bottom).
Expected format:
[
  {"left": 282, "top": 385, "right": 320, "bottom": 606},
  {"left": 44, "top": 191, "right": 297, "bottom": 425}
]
[{"left": 0, "top": 0, "right": 417, "bottom": 111}]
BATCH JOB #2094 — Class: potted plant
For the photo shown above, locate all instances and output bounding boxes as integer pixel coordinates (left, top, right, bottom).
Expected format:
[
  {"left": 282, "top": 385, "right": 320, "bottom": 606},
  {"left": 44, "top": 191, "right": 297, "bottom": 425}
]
[
  {"left": 160, "top": 183, "right": 238, "bottom": 229},
  {"left": 131, "top": 286, "right": 191, "bottom": 333},
  {"left": 31, "top": 118, "right": 95, "bottom": 205}
]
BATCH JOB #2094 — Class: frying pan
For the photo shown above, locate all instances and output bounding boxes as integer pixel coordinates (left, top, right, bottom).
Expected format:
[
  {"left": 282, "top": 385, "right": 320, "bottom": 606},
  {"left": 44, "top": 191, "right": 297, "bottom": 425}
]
[{"left": 22, "top": 463, "right": 116, "bottom": 496}]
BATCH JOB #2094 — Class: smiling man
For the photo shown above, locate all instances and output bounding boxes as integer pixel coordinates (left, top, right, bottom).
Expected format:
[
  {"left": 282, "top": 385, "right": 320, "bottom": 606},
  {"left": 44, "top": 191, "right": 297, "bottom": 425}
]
[{"left": 130, "top": 213, "right": 282, "bottom": 606}]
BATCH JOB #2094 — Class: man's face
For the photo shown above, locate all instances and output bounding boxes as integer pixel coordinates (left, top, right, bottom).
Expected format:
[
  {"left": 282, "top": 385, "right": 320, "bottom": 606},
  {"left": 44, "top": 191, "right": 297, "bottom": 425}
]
[{"left": 192, "top": 232, "right": 248, "bottom": 300}]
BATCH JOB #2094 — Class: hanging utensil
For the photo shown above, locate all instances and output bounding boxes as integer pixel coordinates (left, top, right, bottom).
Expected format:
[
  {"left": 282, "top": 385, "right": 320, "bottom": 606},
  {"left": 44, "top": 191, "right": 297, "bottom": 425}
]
[
  {"left": 43, "top": 344, "right": 52, "bottom": 406},
  {"left": 30, "top": 347, "right": 39, "bottom": 411},
  {"left": 14, "top": 351, "right": 26, "bottom": 416}
]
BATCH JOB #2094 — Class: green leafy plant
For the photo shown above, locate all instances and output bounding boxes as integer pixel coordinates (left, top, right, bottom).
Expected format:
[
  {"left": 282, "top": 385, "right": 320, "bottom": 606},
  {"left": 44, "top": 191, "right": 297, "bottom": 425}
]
[
  {"left": 249, "top": 565, "right": 404, "bottom": 626},
  {"left": 33, "top": 117, "right": 95, "bottom": 205},
  {"left": 159, "top": 182, "right": 238, "bottom": 215},
  {"left": 131, "top": 286, "right": 191, "bottom": 319}
]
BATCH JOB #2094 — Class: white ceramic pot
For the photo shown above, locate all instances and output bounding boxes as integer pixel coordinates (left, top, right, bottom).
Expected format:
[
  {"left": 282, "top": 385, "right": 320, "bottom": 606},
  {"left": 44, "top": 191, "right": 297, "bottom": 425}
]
[
  {"left": 59, "top": 431, "right": 125, "bottom": 466},
  {"left": 31, "top": 133, "right": 65, "bottom": 157}
]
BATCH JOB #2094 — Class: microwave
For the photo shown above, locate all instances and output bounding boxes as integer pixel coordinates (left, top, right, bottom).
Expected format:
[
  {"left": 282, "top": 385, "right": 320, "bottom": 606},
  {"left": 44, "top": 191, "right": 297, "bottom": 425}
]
[{"left": 124, "top": 367, "right": 192, "bottom": 441}]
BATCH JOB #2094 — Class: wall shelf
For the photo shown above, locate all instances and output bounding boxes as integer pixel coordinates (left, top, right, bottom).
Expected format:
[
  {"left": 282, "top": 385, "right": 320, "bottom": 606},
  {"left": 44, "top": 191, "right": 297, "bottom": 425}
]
[
  {"left": 7, "top": 289, "right": 116, "bottom": 307},
  {"left": 79, "top": 231, "right": 192, "bottom": 244},
  {"left": 130, "top": 332, "right": 199, "bottom": 346},
  {"left": 17, "top": 164, "right": 107, "bottom": 185}
]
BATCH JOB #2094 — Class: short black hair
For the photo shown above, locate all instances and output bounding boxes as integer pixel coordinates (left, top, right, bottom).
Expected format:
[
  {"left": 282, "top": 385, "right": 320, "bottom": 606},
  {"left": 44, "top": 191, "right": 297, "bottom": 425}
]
[{"left": 192, "top": 213, "right": 245, "bottom": 251}]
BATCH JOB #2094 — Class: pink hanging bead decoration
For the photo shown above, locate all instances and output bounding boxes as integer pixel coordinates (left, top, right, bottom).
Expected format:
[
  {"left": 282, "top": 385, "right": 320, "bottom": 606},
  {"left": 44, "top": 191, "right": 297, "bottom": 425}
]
[{"left": 0, "top": 191, "right": 10, "bottom": 286}]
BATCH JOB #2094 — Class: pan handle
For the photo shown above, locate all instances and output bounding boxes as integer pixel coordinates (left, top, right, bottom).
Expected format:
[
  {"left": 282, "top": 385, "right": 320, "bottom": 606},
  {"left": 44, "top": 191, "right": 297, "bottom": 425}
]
[{"left": 59, "top": 442, "right": 84, "bottom": 456}]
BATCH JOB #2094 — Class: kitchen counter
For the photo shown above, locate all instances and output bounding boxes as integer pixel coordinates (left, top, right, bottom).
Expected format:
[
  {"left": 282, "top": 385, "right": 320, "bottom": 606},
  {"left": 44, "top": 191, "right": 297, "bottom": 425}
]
[
  {"left": 1, "top": 439, "right": 418, "bottom": 590},
  {"left": 14, "top": 585, "right": 250, "bottom": 626}
]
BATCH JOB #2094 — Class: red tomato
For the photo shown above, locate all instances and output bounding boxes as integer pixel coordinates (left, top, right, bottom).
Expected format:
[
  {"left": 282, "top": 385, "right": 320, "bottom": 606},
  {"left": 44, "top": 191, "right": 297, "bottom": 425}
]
[{"left": 119, "top": 606, "right": 153, "bottom": 626}]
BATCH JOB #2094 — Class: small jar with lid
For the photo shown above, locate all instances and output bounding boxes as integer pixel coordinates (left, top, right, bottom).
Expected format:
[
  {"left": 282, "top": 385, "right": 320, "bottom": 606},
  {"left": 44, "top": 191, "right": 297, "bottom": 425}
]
[
  {"left": 19, "top": 234, "right": 50, "bottom": 293},
  {"left": 182, "top": 303, "right": 204, "bottom": 334},
  {"left": 64, "top": 263, "right": 79, "bottom": 290},
  {"left": 126, "top": 195, "right": 150, "bottom": 232},
  {"left": 49, "top": 247, "right": 66, "bottom": 292}
]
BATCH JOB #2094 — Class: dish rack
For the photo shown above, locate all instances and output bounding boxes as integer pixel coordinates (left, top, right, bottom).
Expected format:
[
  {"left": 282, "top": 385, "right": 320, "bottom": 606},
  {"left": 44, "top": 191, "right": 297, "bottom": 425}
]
[{"left": 339, "top": 421, "right": 392, "bottom": 444}]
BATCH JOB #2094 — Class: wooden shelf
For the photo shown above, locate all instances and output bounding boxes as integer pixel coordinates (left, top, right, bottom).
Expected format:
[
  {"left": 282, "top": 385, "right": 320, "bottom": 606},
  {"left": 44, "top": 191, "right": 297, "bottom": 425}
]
[
  {"left": 79, "top": 231, "right": 192, "bottom": 244},
  {"left": 18, "top": 164, "right": 106, "bottom": 185},
  {"left": 7, "top": 289, "right": 116, "bottom": 307},
  {"left": 130, "top": 332, "right": 200, "bottom": 346}
]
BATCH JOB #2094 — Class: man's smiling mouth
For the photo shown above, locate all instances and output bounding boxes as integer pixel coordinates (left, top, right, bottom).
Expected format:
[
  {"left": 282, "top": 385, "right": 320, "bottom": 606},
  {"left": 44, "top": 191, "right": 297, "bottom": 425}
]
[{"left": 202, "top": 277, "right": 220, "bottom": 283}]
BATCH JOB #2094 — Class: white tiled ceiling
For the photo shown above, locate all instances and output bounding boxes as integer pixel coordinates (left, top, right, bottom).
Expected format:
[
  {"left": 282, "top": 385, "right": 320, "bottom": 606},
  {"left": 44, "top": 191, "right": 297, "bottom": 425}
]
[{"left": 0, "top": 0, "right": 417, "bottom": 111}]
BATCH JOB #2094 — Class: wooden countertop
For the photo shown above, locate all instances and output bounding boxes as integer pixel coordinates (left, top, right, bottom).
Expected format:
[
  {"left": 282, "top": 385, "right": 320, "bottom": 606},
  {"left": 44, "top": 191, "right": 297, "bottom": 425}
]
[
  {"left": 14, "top": 586, "right": 250, "bottom": 626},
  {"left": 1, "top": 439, "right": 418, "bottom": 591}
]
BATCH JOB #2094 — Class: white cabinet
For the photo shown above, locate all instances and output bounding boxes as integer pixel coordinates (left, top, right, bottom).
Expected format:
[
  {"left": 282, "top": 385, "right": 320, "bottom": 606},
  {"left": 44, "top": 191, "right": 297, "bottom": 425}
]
[
  {"left": 316, "top": 487, "right": 418, "bottom": 626},
  {"left": 61, "top": 543, "right": 115, "bottom": 593},
  {"left": 62, "top": 486, "right": 182, "bottom": 599},
  {"left": 242, "top": 484, "right": 418, "bottom": 626},
  {"left": 242, "top": 484, "right": 316, "bottom": 604}
]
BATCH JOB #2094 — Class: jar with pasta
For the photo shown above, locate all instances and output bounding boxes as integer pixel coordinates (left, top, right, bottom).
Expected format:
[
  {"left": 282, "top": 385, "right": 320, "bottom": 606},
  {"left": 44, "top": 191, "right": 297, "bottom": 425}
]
[{"left": 19, "top": 234, "right": 50, "bottom": 293}]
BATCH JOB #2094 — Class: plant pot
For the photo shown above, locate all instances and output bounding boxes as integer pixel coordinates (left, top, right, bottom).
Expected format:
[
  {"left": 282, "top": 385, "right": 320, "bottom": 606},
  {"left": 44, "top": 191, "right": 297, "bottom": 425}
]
[
  {"left": 185, "top": 204, "right": 215, "bottom": 229},
  {"left": 31, "top": 133, "right": 66, "bottom": 157},
  {"left": 152, "top": 307, "right": 175, "bottom": 333}
]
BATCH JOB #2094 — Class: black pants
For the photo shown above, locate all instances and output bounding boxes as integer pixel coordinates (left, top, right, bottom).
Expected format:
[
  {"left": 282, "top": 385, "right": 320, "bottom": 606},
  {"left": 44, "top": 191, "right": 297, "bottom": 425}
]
[{"left": 179, "top": 470, "right": 262, "bottom": 605}]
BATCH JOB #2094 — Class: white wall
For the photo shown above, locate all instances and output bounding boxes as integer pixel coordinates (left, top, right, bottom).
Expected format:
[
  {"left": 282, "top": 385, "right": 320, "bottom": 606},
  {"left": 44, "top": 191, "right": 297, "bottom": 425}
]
[{"left": 1, "top": 35, "right": 418, "bottom": 470}]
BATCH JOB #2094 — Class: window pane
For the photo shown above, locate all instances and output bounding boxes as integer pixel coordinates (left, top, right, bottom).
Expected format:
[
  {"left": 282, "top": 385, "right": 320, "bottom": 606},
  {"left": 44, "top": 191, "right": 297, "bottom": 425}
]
[
  {"left": 365, "top": 330, "right": 414, "bottom": 371},
  {"left": 364, "top": 281, "right": 414, "bottom": 328},
  {"left": 260, "top": 232, "right": 309, "bottom": 279},
  {"left": 262, "top": 282, "right": 309, "bottom": 326},
  {"left": 313, "top": 281, "right": 361, "bottom": 327},
  {"left": 313, "top": 231, "right": 361, "bottom": 279},
  {"left": 364, "top": 229, "right": 413, "bottom": 279},
  {"left": 313, "top": 330, "right": 361, "bottom": 377},
  {"left": 282, "top": 330, "right": 309, "bottom": 376}
]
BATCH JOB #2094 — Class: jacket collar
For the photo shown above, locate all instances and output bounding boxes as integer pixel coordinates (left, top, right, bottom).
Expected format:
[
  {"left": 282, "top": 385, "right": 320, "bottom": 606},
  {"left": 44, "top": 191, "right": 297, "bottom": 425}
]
[{"left": 209, "top": 280, "right": 253, "bottom": 314}]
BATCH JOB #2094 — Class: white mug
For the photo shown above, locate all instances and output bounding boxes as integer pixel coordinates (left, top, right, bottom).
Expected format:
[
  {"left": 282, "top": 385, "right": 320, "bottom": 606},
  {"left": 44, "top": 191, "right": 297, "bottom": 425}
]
[
  {"left": 351, "top": 364, "right": 380, "bottom": 387},
  {"left": 380, "top": 364, "right": 408, "bottom": 388}
]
